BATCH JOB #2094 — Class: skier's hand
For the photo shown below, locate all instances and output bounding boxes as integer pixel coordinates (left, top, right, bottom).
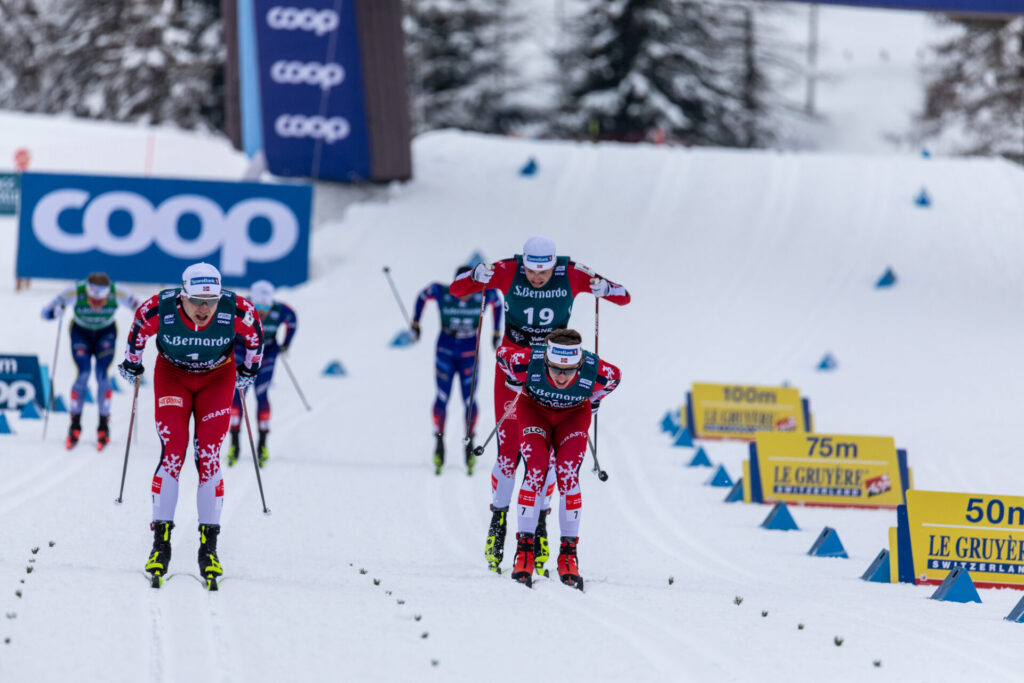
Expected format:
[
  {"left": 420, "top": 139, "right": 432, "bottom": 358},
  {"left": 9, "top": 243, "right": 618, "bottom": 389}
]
[
  {"left": 236, "top": 363, "right": 258, "bottom": 390},
  {"left": 492, "top": 330, "right": 501, "bottom": 349},
  {"left": 411, "top": 321, "right": 421, "bottom": 342},
  {"left": 471, "top": 263, "right": 494, "bottom": 284},
  {"left": 505, "top": 379, "right": 524, "bottom": 394},
  {"left": 42, "top": 303, "right": 63, "bottom": 321},
  {"left": 118, "top": 360, "right": 144, "bottom": 382},
  {"left": 589, "top": 277, "right": 610, "bottom": 298},
  {"left": 591, "top": 400, "right": 601, "bottom": 417}
]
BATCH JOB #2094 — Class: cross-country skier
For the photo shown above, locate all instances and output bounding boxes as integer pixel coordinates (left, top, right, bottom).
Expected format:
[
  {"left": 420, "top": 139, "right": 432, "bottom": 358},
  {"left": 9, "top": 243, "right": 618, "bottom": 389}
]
[
  {"left": 411, "top": 265, "right": 502, "bottom": 475},
  {"left": 40, "top": 272, "right": 140, "bottom": 450},
  {"left": 450, "top": 235, "right": 630, "bottom": 575},
  {"left": 118, "top": 262, "right": 264, "bottom": 589},
  {"left": 496, "top": 328, "right": 620, "bottom": 590},
  {"left": 224, "top": 280, "right": 298, "bottom": 469}
]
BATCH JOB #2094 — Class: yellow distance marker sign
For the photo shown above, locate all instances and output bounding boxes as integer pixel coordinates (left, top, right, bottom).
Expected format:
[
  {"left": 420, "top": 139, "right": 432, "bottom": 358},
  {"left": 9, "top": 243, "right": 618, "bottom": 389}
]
[
  {"left": 895, "top": 490, "right": 1024, "bottom": 589},
  {"left": 748, "top": 432, "right": 910, "bottom": 508},
  {"left": 685, "top": 383, "right": 811, "bottom": 441}
]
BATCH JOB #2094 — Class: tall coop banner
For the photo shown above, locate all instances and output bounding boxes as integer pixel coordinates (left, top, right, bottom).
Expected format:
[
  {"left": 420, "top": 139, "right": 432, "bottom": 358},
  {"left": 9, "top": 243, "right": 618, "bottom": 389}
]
[
  {"left": 895, "top": 490, "right": 1024, "bottom": 589},
  {"left": 16, "top": 172, "right": 312, "bottom": 287},
  {"left": 685, "top": 383, "right": 812, "bottom": 441},
  {"left": 746, "top": 432, "right": 910, "bottom": 508},
  {"left": 0, "top": 355, "right": 45, "bottom": 410},
  {"left": 254, "top": 1, "right": 371, "bottom": 180},
  {"left": 782, "top": 0, "right": 1024, "bottom": 12}
]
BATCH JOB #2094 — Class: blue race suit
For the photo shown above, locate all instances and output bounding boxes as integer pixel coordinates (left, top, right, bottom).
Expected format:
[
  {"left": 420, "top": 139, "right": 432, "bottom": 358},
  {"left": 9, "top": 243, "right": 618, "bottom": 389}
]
[{"left": 230, "top": 301, "right": 298, "bottom": 431}]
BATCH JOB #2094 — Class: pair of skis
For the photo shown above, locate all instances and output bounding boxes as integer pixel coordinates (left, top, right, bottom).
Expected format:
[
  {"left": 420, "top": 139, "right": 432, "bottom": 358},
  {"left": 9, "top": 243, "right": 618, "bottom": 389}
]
[{"left": 147, "top": 571, "right": 220, "bottom": 591}]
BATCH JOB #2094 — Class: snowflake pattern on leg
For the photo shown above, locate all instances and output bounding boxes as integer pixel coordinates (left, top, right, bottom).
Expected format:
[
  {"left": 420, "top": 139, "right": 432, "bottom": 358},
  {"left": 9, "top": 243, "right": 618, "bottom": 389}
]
[
  {"left": 523, "top": 466, "right": 545, "bottom": 493},
  {"left": 197, "top": 443, "right": 222, "bottom": 485},
  {"left": 557, "top": 460, "right": 580, "bottom": 494}
]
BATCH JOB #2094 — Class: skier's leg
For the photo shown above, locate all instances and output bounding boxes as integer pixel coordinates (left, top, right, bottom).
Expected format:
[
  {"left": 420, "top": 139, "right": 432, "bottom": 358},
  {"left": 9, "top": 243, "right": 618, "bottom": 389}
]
[
  {"left": 68, "top": 324, "right": 91, "bottom": 416},
  {"left": 509, "top": 399, "right": 552, "bottom": 585},
  {"left": 93, "top": 325, "right": 117, "bottom": 417},
  {"left": 433, "top": 338, "right": 455, "bottom": 435},
  {"left": 254, "top": 350, "right": 275, "bottom": 466},
  {"left": 151, "top": 359, "right": 194, "bottom": 524},
  {"left": 192, "top": 362, "right": 235, "bottom": 526},
  {"left": 490, "top": 362, "right": 520, "bottom": 509}
]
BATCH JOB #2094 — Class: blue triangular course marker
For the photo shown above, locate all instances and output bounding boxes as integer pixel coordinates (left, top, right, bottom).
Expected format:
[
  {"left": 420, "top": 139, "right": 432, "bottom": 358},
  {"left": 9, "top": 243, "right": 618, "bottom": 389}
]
[
  {"left": 322, "top": 361, "right": 346, "bottom": 377},
  {"left": 465, "top": 250, "right": 487, "bottom": 268},
  {"left": 0, "top": 413, "right": 13, "bottom": 434},
  {"left": 672, "top": 427, "right": 693, "bottom": 447},
  {"left": 875, "top": 267, "right": 897, "bottom": 288},
  {"left": 111, "top": 376, "right": 122, "bottom": 393},
  {"left": 390, "top": 329, "right": 414, "bottom": 347},
  {"left": 660, "top": 411, "right": 678, "bottom": 434},
  {"left": 706, "top": 463, "right": 733, "bottom": 487},
  {"left": 84, "top": 387, "right": 94, "bottom": 403},
  {"left": 861, "top": 549, "right": 891, "bottom": 582},
  {"left": 914, "top": 187, "right": 931, "bottom": 207},
  {"left": 723, "top": 478, "right": 743, "bottom": 503},
  {"left": 519, "top": 157, "right": 538, "bottom": 176},
  {"left": 807, "top": 526, "right": 849, "bottom": 558},
  {"left": 53, "top": 395, "right": 68, "bottom": 413},
  {"left": 761, "top": 502, "right": 799, "bottom": 530},
  {"left": 921, "top": 148, "right": 931, "bottom": 159},
  {"left": 20, "top": 402, "right": 41, "bottom": 419},
  {"left": 816, "top": 353, "right": 838, "bottom": 371},
  {"left": 930, "top": 567, "right": 981, "bottom": 603},
  {"left": 1005, "top": 595, "right": 1024, "bottom": 622},
  {"left": 688, "top": 447, "right": 712, "bottom": 468}
]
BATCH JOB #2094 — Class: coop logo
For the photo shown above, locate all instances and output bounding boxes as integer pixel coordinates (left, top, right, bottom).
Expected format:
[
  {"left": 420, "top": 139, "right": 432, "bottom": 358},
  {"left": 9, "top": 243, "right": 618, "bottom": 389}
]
[
  {"left": 31, "top": 190, "right": 299, "bottom": 277},
  {"left": 274, "top": 115, "right": 351, "bottom": 144},
  {"left": 266, "top": 6, "right": 339, "bottom": 36},
  {"left": 0, "top": 379, "right": 35, "bottom": 410},
  {"left": 270, "top": 60, "right": 344, "bottom": 89}
]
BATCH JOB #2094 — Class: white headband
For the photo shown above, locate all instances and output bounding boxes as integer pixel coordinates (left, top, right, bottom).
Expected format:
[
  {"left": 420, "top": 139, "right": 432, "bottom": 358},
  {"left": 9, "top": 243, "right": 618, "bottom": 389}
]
[
  {"left": 85, "top": 282, "right": 111, "bottom": 300},
  {"left": 546, "top": 341, "right": 582, "bottom": 366}
]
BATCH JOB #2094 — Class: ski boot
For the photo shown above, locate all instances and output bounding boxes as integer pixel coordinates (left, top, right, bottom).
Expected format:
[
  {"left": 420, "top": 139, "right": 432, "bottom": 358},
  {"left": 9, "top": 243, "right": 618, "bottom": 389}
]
[
  {"left": 197, "top": 524, "right": 223, "bottom": 591},
  {"left": 557, "top": 536, "right": 584, "bottom": 591},
  {"left": 484, "top": 507, "right": 508, "bottom": 573},
  {"left": 96, "top": 415, "right": 110, "bottom": 451},
  {"left": 257, "top": 430, "right": 270, "bottom": 468},
  {"left": 433, "top": 432, "right": 444, "bottom": 475},
  {"left": 464, "top": 435, "right": 475, "bottom": 476},
  {"left": 225, "top": 429, "right": 240, "bottom": 467},
  {"left": 511, "top": 532, "right": 536, "bottom": 587},
  {"left": 534, "top": 509, "right": 551, "bottom": 577},
  {"left": 145, "top": 521, "right": 174, "bottom": 588},
  {"left": 66, "top": 413, "right": 82, "bottom": 450}
]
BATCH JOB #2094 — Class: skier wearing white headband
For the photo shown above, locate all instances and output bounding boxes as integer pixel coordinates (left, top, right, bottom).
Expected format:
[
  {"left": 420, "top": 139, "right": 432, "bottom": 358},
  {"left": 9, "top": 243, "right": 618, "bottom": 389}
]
[
  {"left": 40, "top": 272, "right": 140, "bottom": 451},
  {"left": 450, "top": 235, "right": 630, "bottom": 577},
  {"left": 495, "top": 328, "right": 621, "bottom": 591}
]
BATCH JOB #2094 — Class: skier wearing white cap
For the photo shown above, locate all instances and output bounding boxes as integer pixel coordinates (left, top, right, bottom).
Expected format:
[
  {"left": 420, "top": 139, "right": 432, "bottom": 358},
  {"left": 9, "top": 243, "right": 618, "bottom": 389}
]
[
  {"left": 496, "top": 328, "right": 620, "bottom": 591},
  {"left": 118, "top": 262, "right": 265, "bottom": 590},
  {"left": 224, "top": 279, "right": 298, "bottom": 469},
  {"left": 450, "top": 235, "right": 630, "bottom": 575},
  {"left": 40, "top": 272, "right": 140, "bottom": 451}
]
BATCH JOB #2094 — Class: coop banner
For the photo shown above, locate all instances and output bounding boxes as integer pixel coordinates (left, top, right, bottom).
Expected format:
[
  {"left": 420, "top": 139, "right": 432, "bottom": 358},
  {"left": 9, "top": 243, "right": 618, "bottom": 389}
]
[
  {"left": 0, "top": 173, "right": 18, "bottom": 215},
  {"left": 782, "top": 1, "right": 1024, "bottom": 14},
  {"left": 747, "top": 432, "right": 910, "bottom": 507},
  {"left": 16, "top": 172, "right": 312, "bottom": 287},
  {"left": 253, "top": 0, "right": 371, "bottom": 180},
  {"left": 895, "top": 490, "right": 1024, "bottom": 589},
  {"left": 685, "top": 383, "right": 811, "bottom": 440},
  {"left": 0, "top": 354, "right": 44, "bottom": 410}
]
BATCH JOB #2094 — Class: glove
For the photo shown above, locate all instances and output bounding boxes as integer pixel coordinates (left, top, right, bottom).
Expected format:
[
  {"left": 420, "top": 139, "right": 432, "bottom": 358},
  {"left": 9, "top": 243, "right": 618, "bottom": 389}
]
[
  {"left": 471, "top": 263, "right": 494, "bottom": 284},
  {"left": 492, "top": 330, "right": 501, "bottom": 350},
  {"left": 236, "top": 363, "right": 258, "bottom": 390},
  {"left": 280, "top": 345, "right": 290, "bottom": 354},
  {"left": 591, "top": 400, "right": 601, "bottom": 416},
  {"left": 590, "top": 277, "right": 610, "bottom": 298},
  {"left": 42, "top": 303, "right": 64, "bottom": 321},
  {"left": 118, "top": 360, "right": 144, "bottom": 382},
  {"left": 411, "top": 321, "right": 421, "bottom": 342}
]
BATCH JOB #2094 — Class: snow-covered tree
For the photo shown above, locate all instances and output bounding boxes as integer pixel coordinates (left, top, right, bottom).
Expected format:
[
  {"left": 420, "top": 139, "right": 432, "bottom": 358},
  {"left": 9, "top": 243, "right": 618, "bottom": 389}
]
[
  {"left": 0, "top": 0, "right": 224, "bottom": 131},
  {"left": 404, "top": 0, "right": 527, "bottom": 135},
  {"left": 915, "top": 16, "right": 1024, "bottom": 161},
  {"left": 552, "top": 0, "right": 791, "bottom": 147}
]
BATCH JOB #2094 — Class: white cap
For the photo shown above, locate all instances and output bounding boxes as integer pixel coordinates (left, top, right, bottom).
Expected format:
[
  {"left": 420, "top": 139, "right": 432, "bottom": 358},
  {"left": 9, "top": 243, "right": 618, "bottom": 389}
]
[
  {"left": 181, "top": 262, "right": 222, "bottom": 297},
  {"left": 522, "top": 235, "right": 556, "bottom": 272},
  {"left": 250, "top": 280, "right": 275, "bottom": 308},
  {"left": 546, "top": 340, "right": 582, "bottom": 366}
]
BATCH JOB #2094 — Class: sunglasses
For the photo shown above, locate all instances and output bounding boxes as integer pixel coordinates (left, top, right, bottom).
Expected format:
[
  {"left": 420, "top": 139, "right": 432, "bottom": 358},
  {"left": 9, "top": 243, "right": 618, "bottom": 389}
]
[
  {"left": 547, "top": 363, "right": 580, "bottom": 377},
  {"left": 186, "top": 295, "right": 220, "bottom": 307}
]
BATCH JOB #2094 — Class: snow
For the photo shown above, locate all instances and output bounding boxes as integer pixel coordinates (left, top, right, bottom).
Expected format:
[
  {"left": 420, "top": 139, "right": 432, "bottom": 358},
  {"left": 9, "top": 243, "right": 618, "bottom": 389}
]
[{"left": 3, "top": 107, "right": 1024, "bottom": 681}]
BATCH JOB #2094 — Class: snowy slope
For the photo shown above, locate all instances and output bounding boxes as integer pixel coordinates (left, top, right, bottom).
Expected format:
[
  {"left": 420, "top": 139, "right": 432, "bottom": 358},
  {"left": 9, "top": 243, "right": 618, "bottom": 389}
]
[{"left": 3, "top": 113, "right": 1024, "bottom": 682}]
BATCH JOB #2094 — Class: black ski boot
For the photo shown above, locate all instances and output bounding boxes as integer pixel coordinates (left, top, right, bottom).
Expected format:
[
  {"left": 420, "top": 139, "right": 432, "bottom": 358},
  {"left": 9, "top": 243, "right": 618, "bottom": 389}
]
[
  {"left": 66, "top": 413, "right": 82, "bottom": 450},
  {"left": 145, "top": 521, "right": 174, "bottom": 588},
  {"left": 433, "top": 432, "right": 445, "bottom": 475},
  {"left": 197, "top": 524, "right": 223, "bottom": 591},
  {"left": 534, "top": 509, "right": 551, "bottom": 577},
  {"left": 96, "top": 415, "right": 110, "bottom": 451},
  {"left": 485, "top": 507, "right": 508, "bottom": 573},
  {"left": 464, "top": 434, "right": 475, "bottom": 476},
  {"left": 225, "top": 429, "right": 240, "bottom": 466},
  {"left": 257, "top": 430, "right": 269, "bottom": 468}
]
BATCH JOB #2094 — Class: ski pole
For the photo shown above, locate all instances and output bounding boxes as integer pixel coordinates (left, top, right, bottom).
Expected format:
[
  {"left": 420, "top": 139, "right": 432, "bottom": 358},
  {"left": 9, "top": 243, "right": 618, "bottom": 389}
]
[
  {"left": 587, "top": 434, "right": 608, "bottom": 482},
  {"left": 592, "top": 297, "right": 600, "bottom": 474},
  {"left": 472, "top": 391, "right": 521, "bottom": 456},
  {"left": 462, "top": 292, "right": 489, "bottom": 446},
  {"left": 381, "top": 266, "right": 412, "bottom": 328},
  {"left": 240, "top": 387, "right": 271, "bottom": 515},
  {"left": 114, "top": 377, "right": 141, "bottom": 504},
  {"left": 41, "top": 308, "right": 64, "bottom": 440},
  {"left": 279, "top": 354, "right": 311, "bottom": 411}
]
